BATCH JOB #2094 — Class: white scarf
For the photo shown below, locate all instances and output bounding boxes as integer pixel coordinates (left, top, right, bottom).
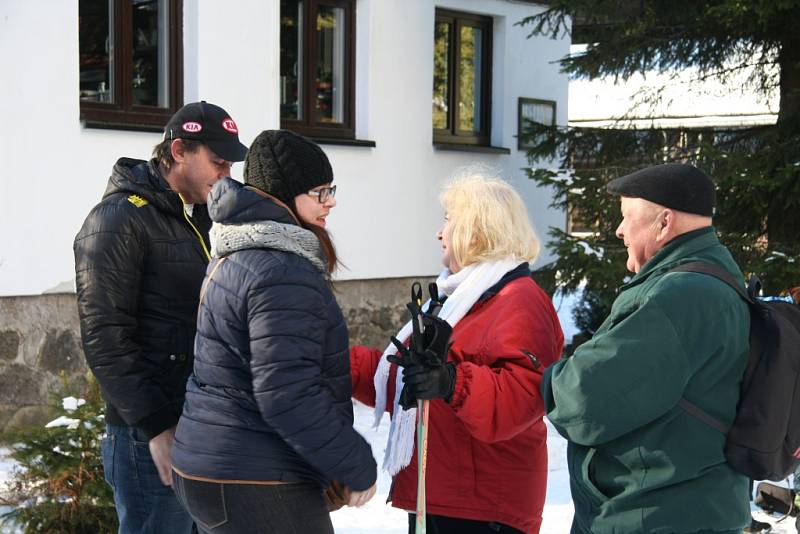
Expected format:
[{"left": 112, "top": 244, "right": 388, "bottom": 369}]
[{"left": 373, "top": 257, "right": 521, "bottom": 475}]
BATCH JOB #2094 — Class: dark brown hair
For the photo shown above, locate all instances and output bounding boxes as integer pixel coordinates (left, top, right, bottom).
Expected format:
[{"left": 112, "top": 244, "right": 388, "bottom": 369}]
[
  {"left": 291, "top": 198, "right": 339, "bottom": 275},
  {"left": 243, "top": 185, "right": 339, "bottom": 276},
  {"left": 152, "top": 138, "right": 203, "bottom": 170}
]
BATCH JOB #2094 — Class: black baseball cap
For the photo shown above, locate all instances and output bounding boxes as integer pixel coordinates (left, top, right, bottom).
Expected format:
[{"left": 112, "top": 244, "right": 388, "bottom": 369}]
[{"left": 164, "top": 101, "right": 248, "bottom": 162}]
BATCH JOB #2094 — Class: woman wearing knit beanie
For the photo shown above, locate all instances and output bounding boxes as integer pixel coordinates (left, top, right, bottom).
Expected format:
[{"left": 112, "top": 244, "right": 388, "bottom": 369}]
[{"left": 171, "top": 130, "right": 377, "bottom": 533}]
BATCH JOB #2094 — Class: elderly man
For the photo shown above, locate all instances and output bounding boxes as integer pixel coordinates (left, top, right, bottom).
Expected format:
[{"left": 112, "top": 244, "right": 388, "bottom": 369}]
[{"left": 542, "top": 163, "right": 750, "bottom": 534}]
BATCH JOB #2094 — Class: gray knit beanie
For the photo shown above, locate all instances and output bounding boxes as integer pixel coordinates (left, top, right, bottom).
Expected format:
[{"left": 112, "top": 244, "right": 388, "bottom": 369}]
[{"left": 244, "top": 130, "right": 333, "bottom": 205}]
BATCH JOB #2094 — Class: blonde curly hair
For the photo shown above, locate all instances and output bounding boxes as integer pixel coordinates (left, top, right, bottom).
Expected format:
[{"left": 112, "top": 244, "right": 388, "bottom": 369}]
[{"left": 440, "top": 168, "right": 540, "bottom": 268}]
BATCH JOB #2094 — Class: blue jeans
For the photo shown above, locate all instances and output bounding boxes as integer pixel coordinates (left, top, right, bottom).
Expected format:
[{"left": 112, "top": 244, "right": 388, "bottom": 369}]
[{"left": 102, "top": 424, "right": 193, "bottom": 534}]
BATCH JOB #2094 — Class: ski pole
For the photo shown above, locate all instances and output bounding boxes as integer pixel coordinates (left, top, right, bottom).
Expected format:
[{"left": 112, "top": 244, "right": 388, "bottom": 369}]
[
  {"left": 416, "top": 397, "right": 430, "bottom": 534},
  {"left": 409, "top": 282, "right": 428, "bottom": 534}
]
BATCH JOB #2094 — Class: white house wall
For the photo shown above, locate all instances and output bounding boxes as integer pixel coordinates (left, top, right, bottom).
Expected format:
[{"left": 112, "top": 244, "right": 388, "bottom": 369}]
[{"left": 0, "top": 0, "right": 568, "bottom": 296}]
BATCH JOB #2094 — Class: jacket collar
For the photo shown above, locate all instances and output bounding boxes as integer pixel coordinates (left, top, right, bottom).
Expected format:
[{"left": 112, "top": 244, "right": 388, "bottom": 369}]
[
  {"left": 437, "top": 263, "right": 530, "bottom": 312},
  {"left": 103, "top": 157, "right": 184, "bottom": 216},
  {"left": 474, "top": 262, "right": 531, "bottom": 306}
]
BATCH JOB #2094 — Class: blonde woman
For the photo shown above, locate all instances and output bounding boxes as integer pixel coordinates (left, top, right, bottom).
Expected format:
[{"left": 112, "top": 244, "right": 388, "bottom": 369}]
[{"left": 351, "top": 173, "right": 564, "bottom": 534}]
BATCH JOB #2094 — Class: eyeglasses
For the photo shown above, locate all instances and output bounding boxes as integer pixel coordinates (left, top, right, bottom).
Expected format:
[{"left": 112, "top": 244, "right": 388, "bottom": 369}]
[{"left": 307, "top": 185, "right": 337, "bottom": 203}]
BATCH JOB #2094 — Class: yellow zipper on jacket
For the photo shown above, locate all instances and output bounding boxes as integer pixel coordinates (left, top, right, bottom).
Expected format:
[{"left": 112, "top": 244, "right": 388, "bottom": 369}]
[{"left": 179, "top": 193, "right": 211, "bottom": 262}]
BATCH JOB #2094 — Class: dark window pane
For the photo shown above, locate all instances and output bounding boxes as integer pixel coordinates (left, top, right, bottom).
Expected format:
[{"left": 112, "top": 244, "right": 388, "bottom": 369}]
[
  {"left": 281, "top": 0, "right": 303, "bottom": 120},
  {"left": 279, "top": 0, "right": 355, "bottom": 137},
  {"left": 458, "top": 25, "right": 483, "bottom": 132},
  {"left": 315, "top": 5, "right": 345, "bottom": 124},
  {"left": 432, "top": 22, "right": 450, "bottom": 130},
  {"left": 79, "top": 0, "right": 114, "bottom": 103},
  {"left": 131, "top": 0, "right": 169, "bottom": 107}
]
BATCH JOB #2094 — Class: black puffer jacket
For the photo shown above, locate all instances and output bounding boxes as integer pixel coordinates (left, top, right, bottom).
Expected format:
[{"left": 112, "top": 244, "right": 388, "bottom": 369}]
[
  {"left": 172, "top": 177, "right": 377, "bottom": 492},
  {"left": 74, "top": 158, "right": 211, "bottom": 439}
]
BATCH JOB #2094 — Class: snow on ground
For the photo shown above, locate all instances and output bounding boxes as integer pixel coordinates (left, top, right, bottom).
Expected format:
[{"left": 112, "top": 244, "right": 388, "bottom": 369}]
[
  {"left": 0, "top": 448, "right": 12, "bottom": 487},
  {"left": 330, "top": 403, "right": 407, "bottom": 534},
  {"left": 0, "top": 414, "right": 796, "bottom": 533},
  {"left": 331, "top": 402, "right": 574, "bottom": 534},
  {"left": 335, "top": 403, "right": 798, "bottom": 534},
  {"left": 0, "top": 447, "right": 20, "bottom": 531}
]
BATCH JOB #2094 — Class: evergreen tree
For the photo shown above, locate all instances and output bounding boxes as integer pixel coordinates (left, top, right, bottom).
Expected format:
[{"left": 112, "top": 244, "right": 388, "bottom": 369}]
[
  {"left": 0, "top": 373, "right": 117, "bottom": 534},
  {"left": 520, "top": 1, "right": 800, "bottom": 339}
]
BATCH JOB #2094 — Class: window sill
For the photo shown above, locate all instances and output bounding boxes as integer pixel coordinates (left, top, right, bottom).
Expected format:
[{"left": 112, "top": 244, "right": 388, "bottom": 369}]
[
  {"left": 433, "top": 143, "right": 511, "bottom": 155},
  {"left": 312, "top": 137, "right": 376, "bottom": 148},
  {"left": 82, "top": 120, "right": 165, "bottom": 133}
]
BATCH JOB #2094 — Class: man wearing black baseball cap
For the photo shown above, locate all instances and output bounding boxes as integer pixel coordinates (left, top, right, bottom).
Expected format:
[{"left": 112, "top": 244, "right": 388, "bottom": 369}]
[
  {"left": 74, "top": 101, "right": 247, "bottom": 533},
  {"left": 163, "top": 100, "right": 248, "bottom": 164},
  {"left": 542, "top": 163, "right": 752, "bottom": 533}
]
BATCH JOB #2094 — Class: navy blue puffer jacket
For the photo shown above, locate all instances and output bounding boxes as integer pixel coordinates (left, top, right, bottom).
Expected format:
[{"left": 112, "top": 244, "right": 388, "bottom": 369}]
[{"left": 172, "top": 178, "right": 377, "bottom": 492}]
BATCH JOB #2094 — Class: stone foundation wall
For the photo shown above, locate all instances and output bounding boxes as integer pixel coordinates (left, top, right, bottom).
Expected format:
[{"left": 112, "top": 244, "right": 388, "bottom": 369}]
[
  {"left": 336, "top": 276, "right": 434, "bottom": 348},
  {"left": 0, "top": 276, "right": 431, "bottom": 432},
  {"left": 0, "top": 294, "right": 86, "bottom": 431}
]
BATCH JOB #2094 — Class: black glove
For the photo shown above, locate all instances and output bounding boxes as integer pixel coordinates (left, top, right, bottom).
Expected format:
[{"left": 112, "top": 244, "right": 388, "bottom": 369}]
[
  {"left": 404, "top": 312, "right": 455, "bottom": 403},
  {"left": 417, "top": 312, "right": 452, "bottom": 366},
  {"left": 385, "top": 281, "right": 455, "bottom": 410},
  {"left": 387, "top": 337, "right": 418, "bottom": 410},
  {"left": 402, "top": 361, "right": 457, "bottom": 403}
]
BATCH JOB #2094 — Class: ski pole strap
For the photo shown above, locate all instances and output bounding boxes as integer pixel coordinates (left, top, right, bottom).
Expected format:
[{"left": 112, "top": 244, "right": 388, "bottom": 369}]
[{"left": 427, "top": 282, "right": 443, "bottom": 317}]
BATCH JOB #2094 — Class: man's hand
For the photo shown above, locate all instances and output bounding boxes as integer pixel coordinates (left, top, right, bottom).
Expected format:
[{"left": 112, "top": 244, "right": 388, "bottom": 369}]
[
  {"left": 148, "top": 426, "right": 176, "bottom": 486},
  {"left": 347, "top": 482, "right": 377, "bottom": 507}
]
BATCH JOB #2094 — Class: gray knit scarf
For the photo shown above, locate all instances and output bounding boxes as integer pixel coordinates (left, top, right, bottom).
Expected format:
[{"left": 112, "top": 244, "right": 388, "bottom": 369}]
[{"left": 209, "top": 220, "right": 326, "bottom": 273}]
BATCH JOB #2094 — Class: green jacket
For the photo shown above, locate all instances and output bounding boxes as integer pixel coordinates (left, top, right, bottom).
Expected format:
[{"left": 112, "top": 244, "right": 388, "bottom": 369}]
[{"left": 543, "top": 227, "right": 750, "bottom": 534}]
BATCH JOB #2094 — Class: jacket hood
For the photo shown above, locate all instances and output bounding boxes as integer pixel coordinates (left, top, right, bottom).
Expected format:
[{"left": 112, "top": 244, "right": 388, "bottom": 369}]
[
  {"left": 103, "top": 158, "right": 182, "bottom": 215},
  {"left": 208, "top": 177, "right": 297, "bottom": 226}
]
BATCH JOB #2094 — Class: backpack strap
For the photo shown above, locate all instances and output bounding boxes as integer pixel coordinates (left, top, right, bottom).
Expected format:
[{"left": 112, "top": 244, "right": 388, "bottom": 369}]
[
  {"left": 677, "top": 398, "right": 730, "bottom": 434},
  {"left": 668, "top": 261, "right": 753, "bottom": 304},
  {"left": 198, "top": 256, "right": 228, "bottom": 313},
  {"left": 667, "top": 260, "right": 751, "bottom": 436}
]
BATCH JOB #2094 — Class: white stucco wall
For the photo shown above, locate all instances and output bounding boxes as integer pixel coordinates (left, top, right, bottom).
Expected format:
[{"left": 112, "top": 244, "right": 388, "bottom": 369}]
[{"left": 0, "top": 0, "right": 568, "bottom": 296}]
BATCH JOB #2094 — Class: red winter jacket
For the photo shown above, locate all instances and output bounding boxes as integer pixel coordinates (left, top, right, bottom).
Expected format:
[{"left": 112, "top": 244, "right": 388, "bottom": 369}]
[{"left": 351, "top": 269, "right": 563, "bottom": 534}]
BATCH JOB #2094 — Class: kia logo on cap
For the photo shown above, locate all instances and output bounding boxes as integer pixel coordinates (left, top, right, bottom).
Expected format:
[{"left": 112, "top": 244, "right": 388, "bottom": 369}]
[
  {"left": 222, "top": 118, "right": 239, "bottom": 134},
  {"left": 182, "top": 121, "right": 202, "bottom": 133}
]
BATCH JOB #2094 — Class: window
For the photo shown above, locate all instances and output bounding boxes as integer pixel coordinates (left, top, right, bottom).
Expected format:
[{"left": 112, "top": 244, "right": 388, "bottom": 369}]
[
  {"left": 518, "top": 98, "right": 556, "bottom": 150},
  {"left": 433, "top": 9, "right": 492, "bottom": 146},
  {"left": 566, "top": 188, "right": 598, "bottom": 237},
  {"left": 79, "top": 0, "right": 183, "bottom": 130},
  {"left": 280, "top": 0, "right": 356, "bottom": 139}
]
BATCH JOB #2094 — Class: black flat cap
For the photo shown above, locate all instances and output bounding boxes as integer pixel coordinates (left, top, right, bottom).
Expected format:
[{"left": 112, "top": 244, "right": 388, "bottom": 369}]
[{"left": 607, "top": 163, "right": 715, "bottom": 216}]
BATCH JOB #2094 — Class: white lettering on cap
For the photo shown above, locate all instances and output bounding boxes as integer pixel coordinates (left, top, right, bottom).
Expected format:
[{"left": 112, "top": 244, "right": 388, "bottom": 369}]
[
  {"left": 182, "top": 121, "right": 202, "bottom": 133},
  {"left": 222, "top": 118, "right": 238, "bottom": 134}
]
